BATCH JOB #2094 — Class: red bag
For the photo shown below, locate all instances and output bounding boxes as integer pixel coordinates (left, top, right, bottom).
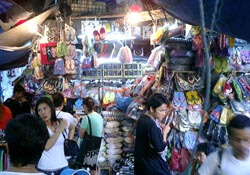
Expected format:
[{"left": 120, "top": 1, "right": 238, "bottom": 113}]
[
  {"left": 169, "top": 148, "right": 190, "bottom": 173},
  {"left": 179, "top": 148, "right": 190, "bottom": 172},
  {"left": 169, "top": 148, "right": 181, "bottom": 172}
]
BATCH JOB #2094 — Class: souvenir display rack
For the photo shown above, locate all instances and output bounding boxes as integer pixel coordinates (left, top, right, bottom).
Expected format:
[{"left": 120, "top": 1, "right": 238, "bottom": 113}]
[{"left": 82, "top": 63, "right": 143, "bottom": 80}]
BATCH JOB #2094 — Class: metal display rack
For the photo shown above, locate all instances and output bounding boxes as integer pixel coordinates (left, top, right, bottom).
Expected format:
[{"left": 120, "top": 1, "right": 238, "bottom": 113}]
[{"left": 82, "top": 63, "right": 143, "bottom": 80}]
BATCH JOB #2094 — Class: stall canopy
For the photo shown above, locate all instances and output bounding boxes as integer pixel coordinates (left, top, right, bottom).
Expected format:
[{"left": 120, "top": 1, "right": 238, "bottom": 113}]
[
  {"left": 0, "top": 2, "right": 55, "bottom": 70},
  {"left": 142, "top": 0, "right": 250, "bottom": 41}
]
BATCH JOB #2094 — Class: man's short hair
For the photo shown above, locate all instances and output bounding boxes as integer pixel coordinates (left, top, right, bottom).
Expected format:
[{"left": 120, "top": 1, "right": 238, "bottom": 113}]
[
  {"left": 5, "top": 113, "right": 49, "bottom": 166},
  {"left": 13, "top": 84, "right": 25, "bottom": 94},
  {"left": 52, "top": 92, "right": 64, "bottom": 108},
  {"left": 228, "top": 114, "right": 250, "bottom": 135}
]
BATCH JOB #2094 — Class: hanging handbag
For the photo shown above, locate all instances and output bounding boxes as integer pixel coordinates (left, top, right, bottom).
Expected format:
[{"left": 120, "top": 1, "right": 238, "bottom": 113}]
[
  {"left": 62, "top": 130, "right": 79, "bottom": 157},
  {"left": 74, "top": 115, "right": 102, "bottom": 169}
]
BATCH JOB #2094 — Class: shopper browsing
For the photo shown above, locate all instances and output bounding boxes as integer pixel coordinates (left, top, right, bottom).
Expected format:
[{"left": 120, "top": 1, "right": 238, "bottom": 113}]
[
  {"left": 4, "top": 84, "right": 30, "bottom": 118},
  {"left": 52, "top": 92, "right": 78, "bottom": 140},
  {"left": 134, "top": 93, "right": 171, "bottom": 175},
  {"left": 0, "top": 113, "right": 49, "bottom": 175},
  {"left": 77, "top": 97, "right": 103, "bottom": 170},
  {"left": 198, "top": 114, "right": 250, "bottom": 175},
  {"left": 35, "top": 97, "right": 70, "bottom": 175}
]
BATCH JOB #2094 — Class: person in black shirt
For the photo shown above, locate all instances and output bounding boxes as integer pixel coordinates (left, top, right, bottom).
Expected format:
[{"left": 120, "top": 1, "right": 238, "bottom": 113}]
[
  {"left": 4, "top": 84, "right": 30, "bottom": 118},
  {"left": 134, "top": 93, "right": 171, "bottom": 175}
]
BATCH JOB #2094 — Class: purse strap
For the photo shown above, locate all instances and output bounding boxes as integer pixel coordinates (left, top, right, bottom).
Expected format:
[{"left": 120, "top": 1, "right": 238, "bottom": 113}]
[
  {"left": 86, "top": 115, "right": 93, "bottom": 150},
  {"left": 62, "top": 130, "right": 67, "bottom": 140},
  {"left": 56, "top": 111, "right": 67, "bottom": 139},
  {"left": 86, "top": 115, "right": 92, "bottom": 137}
]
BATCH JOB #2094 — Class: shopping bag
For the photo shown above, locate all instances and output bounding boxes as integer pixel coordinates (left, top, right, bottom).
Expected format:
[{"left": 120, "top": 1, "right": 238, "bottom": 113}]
[{"left": 74, "top": 115, "right": 101, "bottom": 169}]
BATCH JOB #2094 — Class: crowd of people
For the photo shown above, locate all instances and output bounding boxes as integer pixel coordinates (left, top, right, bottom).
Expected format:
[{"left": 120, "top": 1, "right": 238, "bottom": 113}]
[
  {"left": 0, "top": 84, "right": 250, "bottom": 175},
  {"left": 0, "top": 84, "right": 102, "bottom": 175}
]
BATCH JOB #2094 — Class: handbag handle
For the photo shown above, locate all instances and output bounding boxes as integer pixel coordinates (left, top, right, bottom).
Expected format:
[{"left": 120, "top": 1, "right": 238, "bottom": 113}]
[
  {"left": 56, "top": 111, "right": 67, "bottom": 139},
  {"left": 62, "top": 130, "right": 67, "bottom": 140}
]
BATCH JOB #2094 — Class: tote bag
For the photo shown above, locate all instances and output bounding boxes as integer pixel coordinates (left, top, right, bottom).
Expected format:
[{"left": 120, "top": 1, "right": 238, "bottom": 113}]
[{"left": 74, "top": 115, "right": 102, "bottom": 169}]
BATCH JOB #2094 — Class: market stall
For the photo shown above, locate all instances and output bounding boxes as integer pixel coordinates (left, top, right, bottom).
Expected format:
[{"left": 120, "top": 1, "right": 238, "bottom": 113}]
[{"left": 0, "top": 0, "right": 250, "bottom": 175}]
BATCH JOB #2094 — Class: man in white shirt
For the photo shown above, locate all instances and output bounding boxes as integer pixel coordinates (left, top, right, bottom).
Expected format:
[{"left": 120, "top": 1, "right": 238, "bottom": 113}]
[
  {"left": 0, "top": 114, "right": 49, "bottom": 175},
  {"left": 198, "top": 114, "right": 250, "bottom": 175},
  {"left": 52, "top": 92, "right": 78, "bottom": 140}
]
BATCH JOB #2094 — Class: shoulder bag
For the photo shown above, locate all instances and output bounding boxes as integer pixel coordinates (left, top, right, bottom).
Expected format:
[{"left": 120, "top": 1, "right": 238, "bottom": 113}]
[
  {"left": 57, "top": 111, "right": 79, "bottom": 158},
  {"left": 62, "top": 130, "right": 79, "bottom": 157},
  {"left": 74, "top": 115, "right": 102, "bottom": 169}
]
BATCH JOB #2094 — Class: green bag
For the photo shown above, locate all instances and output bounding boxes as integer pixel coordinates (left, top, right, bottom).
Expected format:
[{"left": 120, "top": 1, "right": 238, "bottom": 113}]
[{"left": 232, "top": 78, "right": 243, "bottom": 101}]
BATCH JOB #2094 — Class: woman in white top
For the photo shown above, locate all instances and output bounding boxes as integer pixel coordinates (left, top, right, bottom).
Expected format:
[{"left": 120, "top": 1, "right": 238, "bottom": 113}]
[{"left": 35, "top": 97, "right": 74, "bottom": 175}]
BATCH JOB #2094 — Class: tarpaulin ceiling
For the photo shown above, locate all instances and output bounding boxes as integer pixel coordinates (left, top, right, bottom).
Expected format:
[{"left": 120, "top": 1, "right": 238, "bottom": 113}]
[
  {"left": 0, "top": 7, "right": 55, "bottom": 47},
  {"left": 0, "top": 7, "right": 55, "bottom": 70},
  {"left": 0, "top": 0, "right": 13, "bottom": 14},
  {"left": 147, "top": 0, "right": 250, "bottom": 41},
  {"left": 0, "top": 44, "right": 31, "bottom": 70}
]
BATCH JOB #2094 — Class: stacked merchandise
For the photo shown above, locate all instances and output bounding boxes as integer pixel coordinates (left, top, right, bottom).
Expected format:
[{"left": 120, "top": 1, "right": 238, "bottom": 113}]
[
  {"left": 166, "top": 38, "right": 194, "bottom": 71},
  {"left": 103, "top": 112, "right": 124, "bottom": 165},
  {"left": 114, "top": 119, "right": 135, "bottom": 175},
  {"left": 97, "top": 111, "right": 136, "bottom": 175},
  {"left": 121, "top": 119, "right": 135, "bottom": 154}
]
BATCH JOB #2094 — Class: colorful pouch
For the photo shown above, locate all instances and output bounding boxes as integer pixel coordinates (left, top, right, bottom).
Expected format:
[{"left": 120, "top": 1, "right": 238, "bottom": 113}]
[
  {"left": 65, "top": 59, "right": 76, "bottom": 74},
  {"left": 214, "top": 56, "right": 222, "bottom": 74},
  {"left": 212, "top": 75, "right": 227, "bottom": 97},
  {"left": 173, "top": 91, "right": 187, "bottom": 109},
  {"left": 188, "top": 110, "right": 202, "bottom": 129},
  {"left": 209, "top": 105, "right": 223, "bottom": 123},
  {"left": 220, "top": 107, "right": 229, "bottom": 124},
  {"left": 57, "top": 42, "right": 68, "bottom": 57},
  {"left": 240, "top": 50, "right": 250, "bottom": 64},
  {"left": 53, "top": 58, "right": 65, "bottom": 75}
]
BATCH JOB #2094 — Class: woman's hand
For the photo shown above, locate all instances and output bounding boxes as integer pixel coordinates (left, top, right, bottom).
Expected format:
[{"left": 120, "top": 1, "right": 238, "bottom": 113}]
[
  {"left": 162, "top": 124, "right": 171, "bottom": 143},
  {"left": 162, "top": 125, "right": 171, "bottom": 135}
]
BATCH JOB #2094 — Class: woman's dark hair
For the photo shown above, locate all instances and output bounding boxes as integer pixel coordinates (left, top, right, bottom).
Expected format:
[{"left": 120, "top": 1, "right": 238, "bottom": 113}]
[
  {"left": 227, "top": 114, "right": 250, "bottom": 136},
  {"left": 35, "top": 97, "right": 57, "bottom": 123},
  {"left": 5, "top": 113, "right": 49, "bottom": 166},
  {"left": 84, "top": 97, "right": 96, "bottom": 112},
  {"left": 146, "top": 93, "right": 168, "bottom": 111}
]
